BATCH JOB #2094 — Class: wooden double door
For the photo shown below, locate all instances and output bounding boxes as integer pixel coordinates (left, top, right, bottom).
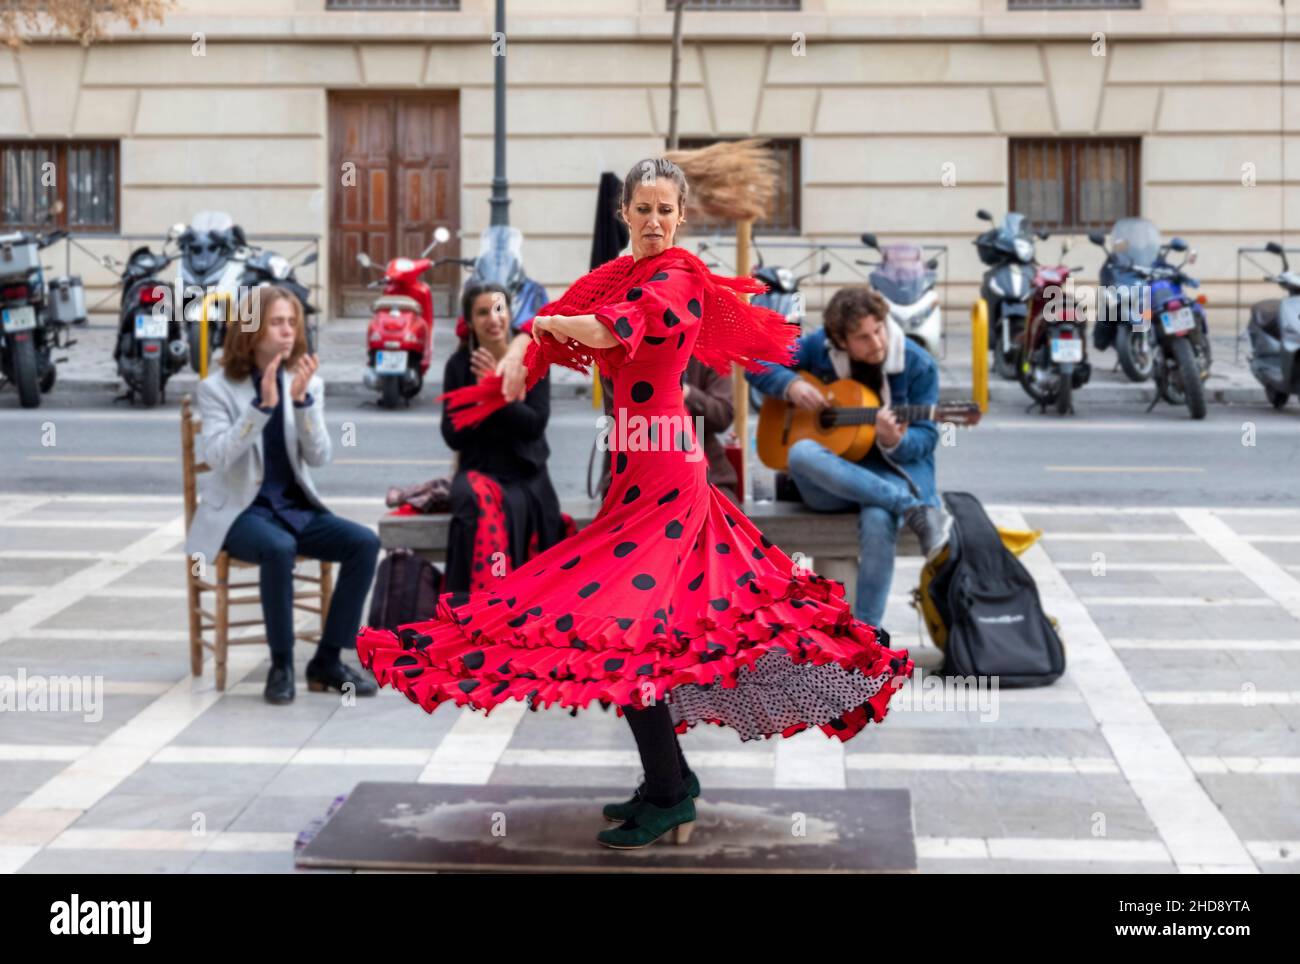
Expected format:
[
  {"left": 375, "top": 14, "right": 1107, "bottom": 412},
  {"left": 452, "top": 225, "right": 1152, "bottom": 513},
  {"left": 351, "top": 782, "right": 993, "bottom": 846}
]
[{"left": 329, "top": 91, "right": 460, "bottom": 319}]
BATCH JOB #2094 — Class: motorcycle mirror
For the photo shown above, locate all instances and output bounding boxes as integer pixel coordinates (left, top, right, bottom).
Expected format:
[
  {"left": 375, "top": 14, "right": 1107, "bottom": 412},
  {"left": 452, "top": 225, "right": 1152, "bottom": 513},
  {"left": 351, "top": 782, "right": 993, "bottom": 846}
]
[
  {"left": 1265, "top": 241, "right": 1285, "bottom": 256},
  {"left": 1087, "top": 229, "right": 1106, "bottom": 247},
  {"left": 860, "top": 233, "right": 879, "bottom": 249},
  {"left": 168, "top": 222, "right": 186, "bottom": 241},
  {"left": 1169, "top": 237, "right": 1188, "bottom": 252},
  {"left": 356, "top": 252, "right": 372, "bottom": 269},
  {"left": 1037, "top": 230, "right": 1051, "bottom": 241},
  {"left": 976, "top": 209, "right": 993, "bottom": 222},
  {"left": 1060, "top": 237, "right": 1073, "bottom": 254},
  {"left": 299, "top": 251, "right": 318, "bottom": 267},
  {"left": 818, "top": 262, "right": 831, "bottom": 275},
  {"left": 925, "top": 258, "right": 940, "bottom": 271},
  {"left": 433, "top": 225, "right": 451, "bottom": 245},
  {"left": 1186, "top": 249, "right": 1198, "bottom": 265}
]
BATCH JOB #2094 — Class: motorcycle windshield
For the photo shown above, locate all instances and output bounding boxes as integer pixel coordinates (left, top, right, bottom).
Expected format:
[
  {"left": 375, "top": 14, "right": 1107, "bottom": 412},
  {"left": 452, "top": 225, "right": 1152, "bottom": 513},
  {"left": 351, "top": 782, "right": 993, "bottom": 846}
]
[
  {"left": 873, "top": 245, "right": 930, "bottom": 304},
  {"left": 999, "top": 212, "right": 1028, "bottom": 243},
  {"left": 475, "top": 225, "right": 524, "bottom": 288},
  {"left": 1111, "top": 217, "right": 1161, "bottom": 267}
]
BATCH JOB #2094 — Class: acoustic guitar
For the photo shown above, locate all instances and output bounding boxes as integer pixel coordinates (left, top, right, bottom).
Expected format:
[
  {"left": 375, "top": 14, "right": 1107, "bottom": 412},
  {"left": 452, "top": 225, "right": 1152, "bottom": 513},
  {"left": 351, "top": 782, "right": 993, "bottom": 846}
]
[{"left": 756, "top": 371, "right": 982, "bottom": 470}]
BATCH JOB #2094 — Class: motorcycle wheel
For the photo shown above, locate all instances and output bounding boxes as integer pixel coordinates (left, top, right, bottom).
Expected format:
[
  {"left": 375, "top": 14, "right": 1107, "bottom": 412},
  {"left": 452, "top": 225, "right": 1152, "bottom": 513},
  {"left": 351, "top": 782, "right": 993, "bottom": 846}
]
[
  {"left": 380, "top": 376, "right": 401, "bottom": 410},
  {"left": 140, "top": 354, "right": 162, "bottom": 408},
  {"left": 1173, "top": 337, "right": 1207, "bottom": 420},
  {"left": 39, "top": 358, "right": 56, "bottom": 393},
  {"left": 13, "top": 337, "right": 41, "bottom": 409},
  {"left": 1055, "top": 372, "right": 1073, "bottom": 416},
  {"left": 993, "top": 344, "right": 1018, "bottom": 381},
  {"left": 1115, "top": 325, "right": 1155, "bottom": 382},
  {"left": 1016, "top": 343, "right": 1052, "bottom": 407},
  {"left": 1267, "top": 388, "right": 1289, "bottom": 410}
]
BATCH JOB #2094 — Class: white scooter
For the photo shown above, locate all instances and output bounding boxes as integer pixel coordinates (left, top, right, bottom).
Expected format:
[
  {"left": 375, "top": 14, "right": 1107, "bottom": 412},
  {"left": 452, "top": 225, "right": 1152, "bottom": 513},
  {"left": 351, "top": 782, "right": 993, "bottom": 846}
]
[{"left": 857, "top": 233, "right": 942, "bottom": 357}]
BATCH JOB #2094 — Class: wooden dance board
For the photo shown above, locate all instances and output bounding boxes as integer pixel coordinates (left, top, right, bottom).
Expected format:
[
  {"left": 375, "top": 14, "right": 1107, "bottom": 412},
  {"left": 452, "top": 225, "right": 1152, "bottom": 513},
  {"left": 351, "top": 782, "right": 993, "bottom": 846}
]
[{"left": 296, "top": 782, "right": 916, "bottom": 873}]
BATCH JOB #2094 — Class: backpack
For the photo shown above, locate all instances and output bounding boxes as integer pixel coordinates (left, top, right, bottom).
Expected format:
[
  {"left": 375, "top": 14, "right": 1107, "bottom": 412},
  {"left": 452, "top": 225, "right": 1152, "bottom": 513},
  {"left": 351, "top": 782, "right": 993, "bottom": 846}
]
[
  {"left": 916, "top": 491, "right": 1065, "bottom": 687},
  {"left": 367, "top": 548, "right": 443, "bottom": 632}
]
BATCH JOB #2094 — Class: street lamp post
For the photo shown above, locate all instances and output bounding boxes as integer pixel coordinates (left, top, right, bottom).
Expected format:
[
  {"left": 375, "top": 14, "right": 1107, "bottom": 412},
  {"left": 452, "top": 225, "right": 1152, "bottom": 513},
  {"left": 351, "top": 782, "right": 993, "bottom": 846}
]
[{"left": 489, "top": 0, "right": 510, "bottom": 228}]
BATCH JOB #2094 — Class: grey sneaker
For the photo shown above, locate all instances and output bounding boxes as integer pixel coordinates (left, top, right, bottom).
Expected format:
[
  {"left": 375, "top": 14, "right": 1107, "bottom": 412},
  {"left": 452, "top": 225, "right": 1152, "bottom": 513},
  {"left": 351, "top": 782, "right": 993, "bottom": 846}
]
[{"left": 904, "top": 505, "right": 952, "bottom": 562}]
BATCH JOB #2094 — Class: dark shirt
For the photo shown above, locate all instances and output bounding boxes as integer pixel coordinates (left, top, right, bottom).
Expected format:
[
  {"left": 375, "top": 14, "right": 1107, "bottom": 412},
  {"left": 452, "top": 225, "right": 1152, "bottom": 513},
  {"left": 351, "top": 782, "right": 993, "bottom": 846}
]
[
  {"left": 440, "top": 347, "right": 551, "bottom": 480},
  {"left": 249, "top": 365, "right": 318, "bottom": 533}
]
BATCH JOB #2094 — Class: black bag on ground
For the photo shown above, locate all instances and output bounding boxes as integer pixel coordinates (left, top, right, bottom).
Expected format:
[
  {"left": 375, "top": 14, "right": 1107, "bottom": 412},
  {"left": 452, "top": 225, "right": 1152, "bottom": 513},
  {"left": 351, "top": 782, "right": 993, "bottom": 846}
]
[
  {"left": 367, "top": 548, "right": 443, "bottom": 631},
  {"left": 927, "top": 491, "right": 1065, "bottom": 687}
]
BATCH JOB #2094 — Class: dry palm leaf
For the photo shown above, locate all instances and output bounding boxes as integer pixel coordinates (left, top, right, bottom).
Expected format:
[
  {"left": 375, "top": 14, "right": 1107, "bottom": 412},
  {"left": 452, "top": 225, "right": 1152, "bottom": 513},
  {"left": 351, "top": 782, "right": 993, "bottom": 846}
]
[{"left": 664, "top": 137, "right": 779, "bottom": 223}]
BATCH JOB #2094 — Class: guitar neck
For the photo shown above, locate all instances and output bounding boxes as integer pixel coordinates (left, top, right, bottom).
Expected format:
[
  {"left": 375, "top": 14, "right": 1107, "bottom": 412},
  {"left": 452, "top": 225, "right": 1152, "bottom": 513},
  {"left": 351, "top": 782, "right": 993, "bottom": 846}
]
[{"left": 829, "top": 405, "right": 936, "bottom": 425}]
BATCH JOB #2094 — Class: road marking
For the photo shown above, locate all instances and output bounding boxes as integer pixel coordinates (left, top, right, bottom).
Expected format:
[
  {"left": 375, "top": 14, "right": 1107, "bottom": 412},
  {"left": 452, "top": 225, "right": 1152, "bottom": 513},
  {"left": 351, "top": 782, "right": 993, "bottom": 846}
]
[
  {"left": 1244, "top": 535, "right": 1300, "bottom": 544},
  {"left": 1077, "top": 596, "right": 1274, "bottom": 607},
  {"left": 916, "top": 837, "right": 1173, "bottom": 864},
  {"left": 1145, "top": 691, "right": 1298, "bottom": 705},
  {"left": 1040, "top": 533, "right": 1201, "bottom": 542},
  {"left": 1178, "top": 509, "right": 1300, "bottom": 621},
  {"left": 1187, "top": 756, "right": 1300, "bottom": 774},
  {"left": 1056, "top": 562, "right": 1234, "bottom": 573},
  {"left": 45, "top": 829, "right": 297, "bottom": 854},
  {"left": 416, "top": 700, "right": 527, "bottom": 785},
  {"left": 334, "top": 458, "right": 451, "bottom": 466},
  {"left": 26, "top": 455, "right": 176, "bottom": 464},
  {"left": 774, "top": 728, "right": 847, "bottom": 789},
  {"left": 0, "top": 648, "right": 265, "bottom": 872},
  {"left": 1044, "top": 466, "right": 1205, "bottom": 473},
  {"left": 1111, "top": 638, "right": 1300, "bottom": 651},
  {"left": 993, "top": 507, "right": 1256, "bottom": 873},
  {"left": 0, "top": 516, "right": 185, "bottom": 649}
]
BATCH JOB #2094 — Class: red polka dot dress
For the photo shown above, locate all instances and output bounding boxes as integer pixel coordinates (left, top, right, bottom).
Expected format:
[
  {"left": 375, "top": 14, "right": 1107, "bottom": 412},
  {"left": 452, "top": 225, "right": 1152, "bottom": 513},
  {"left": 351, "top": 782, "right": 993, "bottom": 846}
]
[{"left": 357, "top": 248, "right": 914, "bottom": 742}]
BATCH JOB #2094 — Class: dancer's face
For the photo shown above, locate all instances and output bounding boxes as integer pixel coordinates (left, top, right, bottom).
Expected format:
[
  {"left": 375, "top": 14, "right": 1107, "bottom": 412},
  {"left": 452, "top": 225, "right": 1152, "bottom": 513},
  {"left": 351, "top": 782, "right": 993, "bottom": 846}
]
[{"left": 623, "top": 178, "right": 684, "bottom": 260}]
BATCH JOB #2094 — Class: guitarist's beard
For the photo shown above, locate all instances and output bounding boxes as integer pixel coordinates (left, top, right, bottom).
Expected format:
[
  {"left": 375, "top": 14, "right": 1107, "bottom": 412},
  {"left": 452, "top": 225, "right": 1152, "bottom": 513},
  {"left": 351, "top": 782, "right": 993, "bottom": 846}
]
[{"left": 849, "top": 357, "right": 884, "bottom": 397}]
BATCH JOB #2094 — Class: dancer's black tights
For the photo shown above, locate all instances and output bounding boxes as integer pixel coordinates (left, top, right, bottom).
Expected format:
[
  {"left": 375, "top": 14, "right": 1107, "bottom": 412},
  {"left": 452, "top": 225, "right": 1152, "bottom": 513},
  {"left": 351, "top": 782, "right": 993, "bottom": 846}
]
[{"left": 622, "top": 699, "right": 691, "bottom": 808}]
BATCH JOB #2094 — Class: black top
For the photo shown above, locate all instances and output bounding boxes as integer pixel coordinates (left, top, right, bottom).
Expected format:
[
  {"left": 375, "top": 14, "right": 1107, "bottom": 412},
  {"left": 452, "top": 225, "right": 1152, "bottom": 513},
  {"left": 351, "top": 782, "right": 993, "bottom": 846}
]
[
  {"left": 440, "top": 346, "right": 552, "bottom": 480},
  {"left": 248, "top": 366, "right": 318, "bottom": 533}
]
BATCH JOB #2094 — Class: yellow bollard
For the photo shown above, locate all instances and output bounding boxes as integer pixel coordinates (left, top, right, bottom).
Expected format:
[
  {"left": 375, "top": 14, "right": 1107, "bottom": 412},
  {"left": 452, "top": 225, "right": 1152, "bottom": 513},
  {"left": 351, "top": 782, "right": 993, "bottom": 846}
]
[
  {"left": 970, "top": 298, "right": 989, "bottom": 414},
  {"left": 198, "top": 291, "right": 235, "bottom": 380},
  {"left": 593, "top": 369, "right": 602, "bottom": 410}
]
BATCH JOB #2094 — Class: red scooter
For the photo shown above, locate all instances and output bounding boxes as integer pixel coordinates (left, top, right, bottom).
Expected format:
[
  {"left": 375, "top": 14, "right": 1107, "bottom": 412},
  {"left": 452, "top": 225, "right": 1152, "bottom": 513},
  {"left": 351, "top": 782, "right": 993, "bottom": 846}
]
[
  {"left": 357, "top": 226, "right": 452, "bottom": 408},
  {"left": 1018, "top": 237, "right": 1090, "bottom": 416}
]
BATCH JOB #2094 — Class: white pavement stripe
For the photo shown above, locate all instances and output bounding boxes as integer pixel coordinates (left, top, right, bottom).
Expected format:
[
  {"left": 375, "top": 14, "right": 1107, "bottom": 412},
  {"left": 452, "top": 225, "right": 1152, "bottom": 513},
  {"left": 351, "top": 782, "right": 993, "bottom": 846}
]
[
  {"left": 0, "top": 498, "right": 49, "bottom": 522},
  {"left": 0, "top": 519, "right": 167, "bottom": 529},
  {"left": 0, "top": 516, "right": 185, "bottom": 650},
  {"left": 1056, "top": 562, "right": 1235, "bottom": 573},
  {"left": 1077, "top": 596, "right": 1275, "bottom": 607},
  {"left": 0, "top": 649, "right": 266, "bottom": 872},
  {"left": 1179, "top": 509, "right": 1300, "bottom": 623},
  {"left": 0, "top": 492, "right": 384, "bottom": 508},
  {"left": 1146, "top": 691, "right": 1299, "bottom": 705},
  {"left": 1187, "top": 757, "right": 1300, "bottom": 775},
  {"left": 1246, "top": 842, "right": 1300, "bottom": 864},
  {"left": 1040, "top": 533, "right": 1202, "bottom": 542},
  {"left": 845, "top": 754, "right": 1119, "bottom": 774},
  {"left": 1111, "top": 638, "right": 1300, "bottom": 651},
  {"left": 46, "top": 829, "right": 298, "bottom": 854},
  {"left": 0, "top": 745, "right": 87, "bottom": 762},
  {"left": 917, "top": 837, "right": 1173, "bottom": 864},
  {"left": 150, "top": 746, "right": 433, "bottom": 767},
  {"left": 774, "top": 728, "right": 847, "bottom": 789},
  {"left": 417, "top": 701, "right": 527, "bottom": 785},
  {"left": 1244, "top": 535, "right": 1300, "bottom": 544},
  {"left": 992, "top": 507, "right": 1256, "bottom": 874},
  {"left": 0, "top": 586, "right": 189, "bottom": 600}
]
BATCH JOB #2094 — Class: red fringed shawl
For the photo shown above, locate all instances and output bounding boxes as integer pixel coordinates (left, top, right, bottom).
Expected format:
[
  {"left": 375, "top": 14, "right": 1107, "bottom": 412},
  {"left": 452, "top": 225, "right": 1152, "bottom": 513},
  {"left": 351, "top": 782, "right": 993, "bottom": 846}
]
[{"left": 437, "top": 246, "right": 797, "bottom": 430}]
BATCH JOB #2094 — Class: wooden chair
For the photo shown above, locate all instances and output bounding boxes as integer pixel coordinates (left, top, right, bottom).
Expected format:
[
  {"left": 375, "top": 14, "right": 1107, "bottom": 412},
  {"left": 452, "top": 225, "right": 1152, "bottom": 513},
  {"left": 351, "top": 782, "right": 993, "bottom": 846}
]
[{"left": 181, "top": 395, "right": 333, "bottom": 690}]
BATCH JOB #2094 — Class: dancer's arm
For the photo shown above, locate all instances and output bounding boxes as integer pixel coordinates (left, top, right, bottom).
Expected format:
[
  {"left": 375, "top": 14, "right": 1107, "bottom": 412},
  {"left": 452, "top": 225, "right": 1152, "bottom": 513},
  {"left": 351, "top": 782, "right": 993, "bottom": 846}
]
[{"left": 529, "top": 314, "right": 617, "bottom": 350}]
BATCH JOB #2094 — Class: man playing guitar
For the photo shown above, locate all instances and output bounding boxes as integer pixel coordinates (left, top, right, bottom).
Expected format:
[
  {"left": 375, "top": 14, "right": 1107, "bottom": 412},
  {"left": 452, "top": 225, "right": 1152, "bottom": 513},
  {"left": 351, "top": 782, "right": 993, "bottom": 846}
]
[{"left": 746, "top": 285, "right": 951, "bottom": 627}]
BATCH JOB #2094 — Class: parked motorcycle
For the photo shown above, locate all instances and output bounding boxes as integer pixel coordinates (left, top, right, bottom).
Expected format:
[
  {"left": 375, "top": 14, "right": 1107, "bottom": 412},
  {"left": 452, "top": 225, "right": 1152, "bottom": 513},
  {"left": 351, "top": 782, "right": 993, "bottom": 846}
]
[
  {"left": 1017, "top": 239, "right": 1090, "bottom": 415},
  {"left": 103, "top": 225, "right": 188, "bottom": 407},
  {"left": 357, "top": 226, "right": 452, "bottom": 409},
  {"left": 177, "top": 211, "right": 318, "bottom": 375},
  {"left": 974, "top": 209, "right": 1045, "bottom": 380},
  {"left": 454, "top": 225, "right": 548, "bottom": 334},
  {"left": 857, "top": 232, "right": 942, "bottom": 356},
  {"left": 1247, "top": 241, "right": 1300, "bottom": 410},
  {"left": 1090, "top": 217, "right": 1161, "bottom": 382},
  {"left": 746, "top": 241, "right": 828, "bottom": 408},
  {"left": 0, "top": 227, "right": 72, "bottom": 408},
  {"left": 1114, "top": 240, "right": 1211, "bottom": 419}
]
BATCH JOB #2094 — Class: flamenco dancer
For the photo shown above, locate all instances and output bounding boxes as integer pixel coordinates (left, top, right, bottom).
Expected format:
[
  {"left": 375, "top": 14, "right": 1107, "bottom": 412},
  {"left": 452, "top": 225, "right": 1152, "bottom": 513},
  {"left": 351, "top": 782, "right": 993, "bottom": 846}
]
[{"left": 357, "top": 157, "right": 915, "bottom": 850}]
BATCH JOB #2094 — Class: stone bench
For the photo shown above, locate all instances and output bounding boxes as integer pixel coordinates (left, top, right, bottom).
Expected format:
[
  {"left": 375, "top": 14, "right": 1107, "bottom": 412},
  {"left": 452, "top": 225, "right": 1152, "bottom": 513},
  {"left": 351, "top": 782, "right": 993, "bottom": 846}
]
[{"left": 379, "top": 498, "right": 920, "bottom": 609}]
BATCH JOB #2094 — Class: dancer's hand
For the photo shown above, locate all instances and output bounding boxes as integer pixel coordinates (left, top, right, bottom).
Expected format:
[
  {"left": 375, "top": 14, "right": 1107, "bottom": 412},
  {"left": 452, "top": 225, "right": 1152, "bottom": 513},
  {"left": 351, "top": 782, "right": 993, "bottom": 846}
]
[{"left": 530, "top": 315, "right": 565, "bottom": 346}]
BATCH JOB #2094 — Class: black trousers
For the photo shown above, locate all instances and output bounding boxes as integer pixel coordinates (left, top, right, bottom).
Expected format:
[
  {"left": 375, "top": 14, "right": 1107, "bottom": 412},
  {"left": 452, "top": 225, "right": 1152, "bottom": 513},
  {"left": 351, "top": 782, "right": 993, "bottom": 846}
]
[{"left": 622, "top": 699, "right": 691, "bottom": 805}]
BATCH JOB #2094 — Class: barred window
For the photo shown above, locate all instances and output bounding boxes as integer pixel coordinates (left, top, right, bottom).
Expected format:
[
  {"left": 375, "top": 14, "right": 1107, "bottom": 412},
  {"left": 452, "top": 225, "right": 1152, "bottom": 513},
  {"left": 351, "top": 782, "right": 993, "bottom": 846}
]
[
  {"left": 674, "top": 137, "right": 801, "bottom": 236},
  {"left": 1009, "top": 138, "right": 1140, "bottom": 233},
  {"left": 1, "top": 141, "right": 119, "bottom": 232},
  {"left": 326, "top": 1, "right": 459, "bottom": 10},
  {"left": 1008, "top": 0, "right": 1140, "bottom": 9}
]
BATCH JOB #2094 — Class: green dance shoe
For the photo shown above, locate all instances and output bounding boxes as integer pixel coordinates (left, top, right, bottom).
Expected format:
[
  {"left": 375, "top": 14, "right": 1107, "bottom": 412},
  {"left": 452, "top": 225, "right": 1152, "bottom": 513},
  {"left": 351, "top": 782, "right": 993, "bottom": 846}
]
[
  {"left": 602, "top": 770, "right": 701, "bottom": 823},
  {"left": 596, "top": 795, "right": 697, "bottom": 849}
]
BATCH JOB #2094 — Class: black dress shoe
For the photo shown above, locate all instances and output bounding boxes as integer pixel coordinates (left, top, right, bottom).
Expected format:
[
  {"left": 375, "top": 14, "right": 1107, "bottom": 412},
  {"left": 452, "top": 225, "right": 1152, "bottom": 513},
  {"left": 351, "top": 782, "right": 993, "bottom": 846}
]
[
  {"left": 305, "top": 658, "right": 378, "bottom": 697},
  {"left": 904, "top": 505, "right": 953, "bottom": 562},
  {"left": 264, "top": 662, "right": 295, "bottom": 705}
]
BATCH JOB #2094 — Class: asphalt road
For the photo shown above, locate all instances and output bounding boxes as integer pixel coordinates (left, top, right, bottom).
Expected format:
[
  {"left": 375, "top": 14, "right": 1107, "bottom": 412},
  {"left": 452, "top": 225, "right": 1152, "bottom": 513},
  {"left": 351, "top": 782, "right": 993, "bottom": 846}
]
[{"left": 1, "top": 387, "right": 1297, "bottom": 507}]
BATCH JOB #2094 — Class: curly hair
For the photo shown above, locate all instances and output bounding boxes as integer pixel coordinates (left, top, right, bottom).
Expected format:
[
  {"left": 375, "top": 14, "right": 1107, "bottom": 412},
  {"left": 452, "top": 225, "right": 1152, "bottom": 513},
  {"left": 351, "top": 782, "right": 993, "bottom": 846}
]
[{"left": 823, "top": 285, "right": 890, "bottom": 349}]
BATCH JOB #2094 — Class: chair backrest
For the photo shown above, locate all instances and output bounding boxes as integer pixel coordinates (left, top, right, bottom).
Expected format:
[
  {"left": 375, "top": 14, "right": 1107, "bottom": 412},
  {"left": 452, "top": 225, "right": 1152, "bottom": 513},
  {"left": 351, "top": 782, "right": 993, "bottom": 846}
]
[{"left": 180, "top": 395, "right": 211, "bottom": 533}]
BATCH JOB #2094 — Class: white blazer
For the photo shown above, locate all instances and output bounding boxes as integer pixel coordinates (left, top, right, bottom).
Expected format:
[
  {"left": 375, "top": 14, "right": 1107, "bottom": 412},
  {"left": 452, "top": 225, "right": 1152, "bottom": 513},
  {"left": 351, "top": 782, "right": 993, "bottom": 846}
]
[{"left": 184, "top": 366, "right": 332, "bottom": 567}]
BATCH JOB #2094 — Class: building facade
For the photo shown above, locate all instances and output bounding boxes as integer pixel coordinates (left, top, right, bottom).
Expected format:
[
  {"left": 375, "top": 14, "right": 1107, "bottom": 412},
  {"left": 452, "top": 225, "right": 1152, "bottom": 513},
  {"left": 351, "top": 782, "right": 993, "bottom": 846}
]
[{"left": 0, "top": 0, "right": 1294, "bottom": 328}]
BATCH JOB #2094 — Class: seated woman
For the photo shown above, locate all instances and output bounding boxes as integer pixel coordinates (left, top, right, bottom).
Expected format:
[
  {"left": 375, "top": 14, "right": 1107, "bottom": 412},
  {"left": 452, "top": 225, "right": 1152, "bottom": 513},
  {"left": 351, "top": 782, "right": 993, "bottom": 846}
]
[
  {"left": 185, "top": 285, "right": 381, "bottom": 705},
  {"left": 441, "top": 281, "right": 569, "bottom": 593}
]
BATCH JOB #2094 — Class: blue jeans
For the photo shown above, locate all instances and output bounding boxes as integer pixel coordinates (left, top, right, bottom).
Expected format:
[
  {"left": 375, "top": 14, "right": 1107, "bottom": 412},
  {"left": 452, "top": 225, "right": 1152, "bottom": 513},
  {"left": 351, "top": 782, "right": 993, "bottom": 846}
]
[
  {"left": 786, "top": 438, "right": 932, "bottom": 626},
  {"left": 222, "top": 508, "right": 381, "bottom": 662}
]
